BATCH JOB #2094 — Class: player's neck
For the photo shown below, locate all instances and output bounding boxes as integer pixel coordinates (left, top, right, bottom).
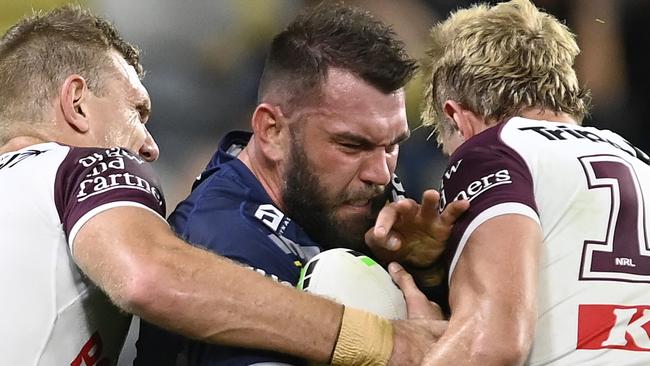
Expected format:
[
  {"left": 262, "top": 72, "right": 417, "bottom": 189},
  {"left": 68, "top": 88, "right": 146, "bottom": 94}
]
[
  {"left": 0, "top": 136, "right": 48, "bottom": 155},
  {"left": 238, "top": 144, "right": 288, "bottom": 212},
  {"left": 519, "top": 108, "right": 577, "bottom": 124}
]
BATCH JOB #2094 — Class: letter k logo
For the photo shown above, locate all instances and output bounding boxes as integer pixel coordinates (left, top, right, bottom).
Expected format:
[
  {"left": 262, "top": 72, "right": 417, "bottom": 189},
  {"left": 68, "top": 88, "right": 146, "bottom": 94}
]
[{"left": 602, "top": 308, "right": 650, "bottom": 349}]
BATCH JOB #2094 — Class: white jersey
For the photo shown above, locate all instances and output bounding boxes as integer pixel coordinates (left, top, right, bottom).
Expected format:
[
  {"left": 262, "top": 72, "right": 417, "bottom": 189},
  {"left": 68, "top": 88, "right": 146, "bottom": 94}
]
[
  {"left": 0, "top": 143, "right": 165, "bottom": 365},
  {"left": 440, "top": 117, "right": 650, "bottom": 365}
]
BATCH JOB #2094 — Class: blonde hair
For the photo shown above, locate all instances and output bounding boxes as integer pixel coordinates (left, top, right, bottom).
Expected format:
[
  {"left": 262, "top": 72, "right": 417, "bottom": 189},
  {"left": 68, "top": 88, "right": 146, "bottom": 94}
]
[{"left": 421, "top": 0, "right": 590, "bottom": 144}]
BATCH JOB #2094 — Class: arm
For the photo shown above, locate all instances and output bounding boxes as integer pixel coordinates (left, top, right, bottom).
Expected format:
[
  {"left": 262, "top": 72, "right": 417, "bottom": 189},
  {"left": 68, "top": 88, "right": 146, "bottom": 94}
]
[
  {"left": 422, "top": 214, "right": 541, "bottom": 366},
  {"left": 74, "top": 206, "right": 446, "bottom": 365},
  {"left": 74, "top": 206, "right": 340, "bottom": 362}
]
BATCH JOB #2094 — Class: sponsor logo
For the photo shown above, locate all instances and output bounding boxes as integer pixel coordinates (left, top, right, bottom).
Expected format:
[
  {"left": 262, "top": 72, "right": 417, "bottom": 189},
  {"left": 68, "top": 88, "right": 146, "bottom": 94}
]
[
  {"left": 519, "top": 125, "right": 649, "bottom": 165},
  {"left": 254, "top": 204, "right": 287, "bottom": 233},
  {"left": 71, "top": 331, "right": 109, "bottom": 366},
  {"left": 615, "top": 257, "right": 637, "bottom": 267},
  {"left": 76, "top": 171, "right": 162, "bottom": 203},
  {"left": 253, "top": 204, "right": 319, "bottom": 262},
  {"left": 78, "top": 148, "right": 143, "bottom": 168},
  {"left": 578, "top": 304, "right": 650, "bottom": 351},
  {"left": 439, "top": 169, "right": 512, "bottom": 209},
  {"left": 0, "top": 149, "right": 46, "bottom": 170},
  {"left": 444, "top": 159, "right": 463, "bottom": 179},
  {"left": 75, "top": 149, "right": 162, "bottom": 205}
]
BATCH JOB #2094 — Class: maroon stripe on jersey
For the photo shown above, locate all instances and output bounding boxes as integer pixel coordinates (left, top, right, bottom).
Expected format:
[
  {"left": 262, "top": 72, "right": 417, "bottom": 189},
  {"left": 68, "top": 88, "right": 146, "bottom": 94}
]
[
  {"left": 54, "top": 146, "right": 166, "bottom": 240},
  {"left": 439, "top": 121, "right": 538, "bottom": 270}
]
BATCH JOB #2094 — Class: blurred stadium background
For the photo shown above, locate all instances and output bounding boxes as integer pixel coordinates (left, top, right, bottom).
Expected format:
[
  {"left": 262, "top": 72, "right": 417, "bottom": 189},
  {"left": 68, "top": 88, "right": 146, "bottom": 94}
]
[
  {"left": 3, "top": 0, "right": 647, "bottom": 210},
  {"left": 1, "top": 0, "right": 647, "bottom": 364}
]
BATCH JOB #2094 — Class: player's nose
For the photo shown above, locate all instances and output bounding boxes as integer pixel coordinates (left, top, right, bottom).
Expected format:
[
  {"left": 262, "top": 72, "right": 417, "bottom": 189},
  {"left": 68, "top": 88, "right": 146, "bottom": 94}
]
[
  {"left": 139, "top": 128, "right": 159, "bottom": 162},
  {"left": 359, "top": 148, "right": 391, "bottom": 186}
]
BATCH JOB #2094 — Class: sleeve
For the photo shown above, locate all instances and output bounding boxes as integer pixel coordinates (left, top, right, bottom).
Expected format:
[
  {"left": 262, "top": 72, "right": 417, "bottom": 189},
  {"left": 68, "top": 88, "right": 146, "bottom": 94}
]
[
  {"left": 54, "top": 146, "right": 166, "bottom": 251},
  {"left": 439, "top": 134, "right": 540, "bottom": 278}
]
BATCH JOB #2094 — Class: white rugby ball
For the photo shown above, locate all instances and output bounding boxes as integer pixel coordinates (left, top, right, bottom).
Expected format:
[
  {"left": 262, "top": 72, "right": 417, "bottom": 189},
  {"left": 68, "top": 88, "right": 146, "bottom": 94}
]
[{"left": 297, "top": 248, "right": 407, "bottom": 320}]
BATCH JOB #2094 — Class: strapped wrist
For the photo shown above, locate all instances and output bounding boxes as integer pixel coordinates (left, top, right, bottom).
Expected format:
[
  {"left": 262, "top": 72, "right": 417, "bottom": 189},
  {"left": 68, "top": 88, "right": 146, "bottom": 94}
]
[{"left": 331, "top": 307, "right": 393, "bottom": 366}]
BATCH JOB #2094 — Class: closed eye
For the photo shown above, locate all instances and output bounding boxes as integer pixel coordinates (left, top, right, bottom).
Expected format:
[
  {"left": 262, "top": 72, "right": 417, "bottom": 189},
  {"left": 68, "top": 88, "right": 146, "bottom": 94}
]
[
  {"left": 339, "top": 141, "right": 372, "bottom": 152},
  {"left": 136, "top": 104, "right": 150, "bottom": 123}
]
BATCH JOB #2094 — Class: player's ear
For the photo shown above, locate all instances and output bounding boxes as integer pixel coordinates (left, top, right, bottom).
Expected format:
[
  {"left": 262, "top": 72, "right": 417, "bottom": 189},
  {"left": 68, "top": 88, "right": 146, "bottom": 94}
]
[
  {"left": 443, "top": 100, "right": 474, "bottom": 139},
  {"left": 251, "top": 103, "right": 288, "bottom": 161},
  {"left": 60, "top": 74, "right": 90, "bottom": 133}
]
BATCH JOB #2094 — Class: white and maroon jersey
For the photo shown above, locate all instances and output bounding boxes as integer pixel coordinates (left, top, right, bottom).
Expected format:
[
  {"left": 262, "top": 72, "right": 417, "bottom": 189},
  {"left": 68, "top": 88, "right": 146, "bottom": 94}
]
[
  {"left": 0, "top": 143, "right": 165, "bottom": 366},
  {"left": 440, "top": 117, "right": 650, "bottom": 365}
]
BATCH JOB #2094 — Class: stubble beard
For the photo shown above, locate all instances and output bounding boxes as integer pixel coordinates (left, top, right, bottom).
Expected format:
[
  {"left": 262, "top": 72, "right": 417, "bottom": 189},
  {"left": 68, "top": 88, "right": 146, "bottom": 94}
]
[{"left": 282, "top": 135, "right": 385, "bottom": 253}]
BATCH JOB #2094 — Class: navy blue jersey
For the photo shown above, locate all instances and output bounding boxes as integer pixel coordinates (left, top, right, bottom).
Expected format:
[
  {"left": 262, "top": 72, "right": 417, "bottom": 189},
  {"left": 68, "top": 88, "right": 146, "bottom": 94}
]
[
  {"left": 135, "top": 130, "right": 411, "bottom": 366},
  {"left": 135, "top": 131, "right": 320, "bottom": 366}
]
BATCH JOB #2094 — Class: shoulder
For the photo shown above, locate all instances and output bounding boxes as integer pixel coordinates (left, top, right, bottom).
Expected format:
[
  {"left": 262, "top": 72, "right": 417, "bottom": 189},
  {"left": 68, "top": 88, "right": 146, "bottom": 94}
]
[
  {"left": 440, "top": 121, "right": 533, "bottom": 210},
  {"left": 171, "top": 169, "right": 320, "bottom": 283},
  {"left": 55, "top": 146, "right": 166, "bottom": 247},
  {"left": 441, "top": 121, "right": 541, "bottom": 270},
  {"left": 0, "top": 142, "right": 69, "bottom": 173},
  {"left": 170, "top": 161, "right": 262, "bottom": 240},
  {"left": 56, "top": 146, "right": 164, "bottom": 208}
]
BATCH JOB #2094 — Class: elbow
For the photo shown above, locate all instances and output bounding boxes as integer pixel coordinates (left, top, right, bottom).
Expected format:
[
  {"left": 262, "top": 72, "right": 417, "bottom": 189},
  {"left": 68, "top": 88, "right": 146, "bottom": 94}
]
[
  {"left": 469, "top": 321, "right": 535, "bottom": 366},
  {"left": 72, "top": 210, "right": 184, "bottom": 320},
  {"left": 471, "top": 340, "right": 531, "bottom": 366},
  {"left": 106, "top": 245, "right": 200, "bottom": 331},
  {"left": 107, "top": 260, "right": 164, "bottom": 315},
  {"left": 74, "top": 241, "right": 167, "bottom": 315}
]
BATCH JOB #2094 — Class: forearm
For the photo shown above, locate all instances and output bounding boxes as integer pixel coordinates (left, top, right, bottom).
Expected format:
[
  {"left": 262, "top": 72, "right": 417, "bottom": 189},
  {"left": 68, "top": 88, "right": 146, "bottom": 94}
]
[
  {"left": 75, "top": 207, "right": 341, "bottom": 363},
  {"left": 421, "top": 215, "right": 541, "bottom": 365},
  {"left": 422, "top": 310, "right": 531, "bottom": 366},
  {"left": 134, "top": 238, "right": 342, "bottom": 361}
]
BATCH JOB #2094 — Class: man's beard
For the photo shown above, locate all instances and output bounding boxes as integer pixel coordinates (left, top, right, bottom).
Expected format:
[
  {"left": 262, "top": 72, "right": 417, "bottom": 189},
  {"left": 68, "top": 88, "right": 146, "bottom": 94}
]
[{"left": 282, "top": 137, "right": 385, "bottom": 253}]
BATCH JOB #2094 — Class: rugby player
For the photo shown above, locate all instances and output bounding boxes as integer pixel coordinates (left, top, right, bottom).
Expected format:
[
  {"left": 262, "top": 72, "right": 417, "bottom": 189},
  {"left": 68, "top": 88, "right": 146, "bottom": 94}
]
[
  {"left": 136, "top": 4, "right": 463, "bottom": 365},
  {"left": 0, "top": 6, "right": 450, "bottom": 365},
  {"left": 391, "top": 0, "right": 650, "bottom": 364}
]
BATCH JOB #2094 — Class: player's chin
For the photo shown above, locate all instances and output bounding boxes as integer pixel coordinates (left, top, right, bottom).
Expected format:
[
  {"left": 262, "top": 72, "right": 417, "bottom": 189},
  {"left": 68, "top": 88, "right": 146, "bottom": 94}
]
[
  {"left": 336, "top": 208, "right": 374, "bottom": 232},
  {"left": 333, "top": 211, "right": 374, "bottom": 248}
]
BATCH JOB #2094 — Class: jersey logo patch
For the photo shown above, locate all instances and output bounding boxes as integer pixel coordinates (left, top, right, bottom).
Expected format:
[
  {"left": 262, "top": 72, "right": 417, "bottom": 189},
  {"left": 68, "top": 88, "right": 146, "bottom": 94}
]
[
  {"left": 520, "top": 125, "right": 650, "bottom": 165},
  {"left": 0, "top": 149, "right": 46, "bottom": 170},
  {"left": 71, "top": 331, "right": 110, "bottom": 366},
  {"left": 578, "top": 304, "right": 650, "bottom": 351},
  {"left": 254, "top": 204, "right": 286, "bottom": 232},
  {"left": 75, "top": 148, "right": 162, "bottom": 205},
  {"left": 444, "top": 159, "right": 463, "bottom": 179},
  {"left": 440, "top": 169, "right": 512, "bottom": 210}
]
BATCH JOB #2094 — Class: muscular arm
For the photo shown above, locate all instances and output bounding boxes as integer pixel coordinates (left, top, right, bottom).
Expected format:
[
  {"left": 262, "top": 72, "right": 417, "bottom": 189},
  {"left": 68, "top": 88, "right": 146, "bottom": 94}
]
[
  {"left": 75, "top": 206, "right": 445, "bottom": 365},
  {"left": 74, "top": 206, "right": 340, "bottom": 363},
  {"left": 422, "top": 214, "right": 542, "bottom": 366}
]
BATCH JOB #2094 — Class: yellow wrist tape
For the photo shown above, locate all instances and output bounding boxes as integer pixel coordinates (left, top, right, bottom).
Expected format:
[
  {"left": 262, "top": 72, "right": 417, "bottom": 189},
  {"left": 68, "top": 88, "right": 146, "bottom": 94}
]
[{"left": 331, "top": 307, "right": 393, "bottom": 366}]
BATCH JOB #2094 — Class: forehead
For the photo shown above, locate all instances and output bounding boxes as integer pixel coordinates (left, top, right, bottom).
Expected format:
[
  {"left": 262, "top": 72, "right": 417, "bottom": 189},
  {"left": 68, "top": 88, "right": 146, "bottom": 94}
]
[
  {"left": 302, "top": 68, "right": 408, "bottom": 141},
  {"left": 106, "top": 50, "right": 150, "bottom": 105}
]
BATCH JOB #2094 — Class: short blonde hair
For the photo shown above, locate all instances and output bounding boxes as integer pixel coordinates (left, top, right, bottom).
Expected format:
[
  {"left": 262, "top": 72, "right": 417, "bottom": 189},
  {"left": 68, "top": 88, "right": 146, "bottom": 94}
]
[{"left": 422, "top": 0, "right": 590, "bottom": 144}]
